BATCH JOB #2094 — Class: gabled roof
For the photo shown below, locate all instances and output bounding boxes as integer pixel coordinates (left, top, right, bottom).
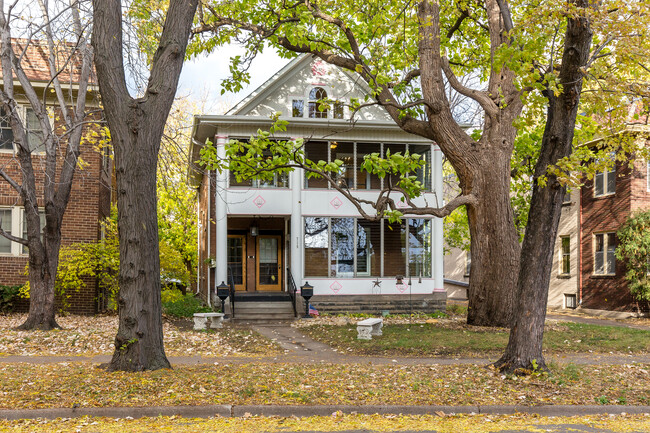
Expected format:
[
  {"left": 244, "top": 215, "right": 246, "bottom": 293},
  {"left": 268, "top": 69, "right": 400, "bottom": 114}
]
[{"left": 227, "top": 53, "right": 374, "bottom": 116}]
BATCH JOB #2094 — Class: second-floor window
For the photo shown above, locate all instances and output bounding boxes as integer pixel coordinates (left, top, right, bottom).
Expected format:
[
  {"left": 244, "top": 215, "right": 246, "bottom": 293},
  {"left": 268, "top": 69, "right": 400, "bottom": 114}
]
[
  {"left": 0, "top": 108, "right": 14, "bottom": 151},
  {"left": 304, "top": 141, "right": 433, "bottom": 191},
  {"left": 594, "top": 232, "right": 616, "bottom": 275},
  {"left": 0, "top": 107, "right": 45, "bottom": 153},
  {"left": 594, "top": 159, "right": 615, "bottom": 197}
]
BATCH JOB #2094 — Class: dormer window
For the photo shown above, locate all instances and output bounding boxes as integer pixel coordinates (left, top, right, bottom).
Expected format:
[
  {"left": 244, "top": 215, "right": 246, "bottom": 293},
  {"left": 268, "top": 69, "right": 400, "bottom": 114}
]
[
  {"left": 292, "top": 100, "right": 304, "bottom": 117},
  {"left": 308, "top": 87, "right": 328, "bottom": 118}
]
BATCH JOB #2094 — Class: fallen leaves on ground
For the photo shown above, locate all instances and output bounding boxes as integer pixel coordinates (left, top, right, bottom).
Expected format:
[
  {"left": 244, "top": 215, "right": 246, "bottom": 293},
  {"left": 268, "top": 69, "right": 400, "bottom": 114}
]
[
  {"left": 1, "top": 413, "right": 650, "bottom": 433},
  {"left": 297, "top": 319, "right": 650, "bottom": 357},
  {"left": 0, "top": 314, "right": 281, "bottom": 357},
  {"left": 0, "top": 362, "right": 647, "bottom": 409}
]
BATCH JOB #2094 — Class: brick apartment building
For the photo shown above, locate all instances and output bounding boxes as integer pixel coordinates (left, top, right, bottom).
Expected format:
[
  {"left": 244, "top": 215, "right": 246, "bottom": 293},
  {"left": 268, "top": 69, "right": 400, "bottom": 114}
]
[
  {"left": 549, "top": 125, "right": 650, "bottom": 315},
  {"left": 0, "top": 40, "right": 111, "bottom": 314}
]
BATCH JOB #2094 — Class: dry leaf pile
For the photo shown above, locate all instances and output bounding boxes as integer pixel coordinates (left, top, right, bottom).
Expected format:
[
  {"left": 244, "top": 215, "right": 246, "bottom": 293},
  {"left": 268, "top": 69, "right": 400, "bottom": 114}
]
[{"left": 0, "top": 314, "right": 280, "bottom": 357}]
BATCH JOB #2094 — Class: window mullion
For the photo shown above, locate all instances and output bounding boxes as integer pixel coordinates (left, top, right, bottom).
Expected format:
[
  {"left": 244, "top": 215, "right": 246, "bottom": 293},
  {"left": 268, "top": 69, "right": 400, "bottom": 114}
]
[
  {"left": 327, "top": 217, "right": 332, "bottom": 277},
  {"left": 353, "top": 218, "right": 357, "bottom": 278},
  {"left": 380, "top": 218, "right": 384, "bottom": 278}
]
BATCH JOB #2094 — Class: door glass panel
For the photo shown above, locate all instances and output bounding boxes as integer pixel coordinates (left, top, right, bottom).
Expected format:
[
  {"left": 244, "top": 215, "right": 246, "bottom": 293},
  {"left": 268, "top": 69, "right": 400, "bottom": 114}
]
[
  {"left": 227, "top": 237, "right": 244, "bottom": 286},
  {"left": 259, "top": 237, "right": 279, "bottom": 284}
]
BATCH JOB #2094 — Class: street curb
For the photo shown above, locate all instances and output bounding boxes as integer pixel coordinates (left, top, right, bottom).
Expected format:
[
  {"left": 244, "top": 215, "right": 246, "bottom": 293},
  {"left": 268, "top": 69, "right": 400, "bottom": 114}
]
[{"left": 1, "top": 404, "right": 649, "bottom": 421}]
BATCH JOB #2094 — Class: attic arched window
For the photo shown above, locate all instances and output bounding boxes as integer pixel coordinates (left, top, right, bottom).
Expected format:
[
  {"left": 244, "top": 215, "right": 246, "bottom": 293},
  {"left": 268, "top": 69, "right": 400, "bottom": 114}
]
[{"left": 308, "top": 87, "right": 328, "bottom": 118}]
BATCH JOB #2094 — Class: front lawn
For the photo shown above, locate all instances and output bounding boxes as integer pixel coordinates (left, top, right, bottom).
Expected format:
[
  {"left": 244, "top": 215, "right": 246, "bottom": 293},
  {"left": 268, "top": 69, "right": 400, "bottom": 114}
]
[
  {"left": 301, "top": 320, "right": 650, "bottom": 356},
  {"left": 0, "top": 314, "right": 281, "bottom": 357},
  {"left": 0, "top": 362, "right": 648, "bottom": 409}
]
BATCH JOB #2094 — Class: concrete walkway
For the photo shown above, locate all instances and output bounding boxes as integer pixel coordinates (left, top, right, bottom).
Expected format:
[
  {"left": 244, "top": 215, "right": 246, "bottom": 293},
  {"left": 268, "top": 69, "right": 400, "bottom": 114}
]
[
  {"left": 546, "top": 313, "right": 650, "bottom": 331},
  {"left": 1, "top": 403, "right": 649, "bottom": 421}
]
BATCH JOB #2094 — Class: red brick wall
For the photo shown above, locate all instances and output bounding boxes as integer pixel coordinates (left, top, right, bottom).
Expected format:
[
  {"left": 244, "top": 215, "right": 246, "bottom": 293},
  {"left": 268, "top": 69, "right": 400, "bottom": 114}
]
[
  {"left": 0, "top": 115, "right": 109, "bottom": 315},
  {"left": 580, "top": 161, "right": 639, "bottom": 311}
]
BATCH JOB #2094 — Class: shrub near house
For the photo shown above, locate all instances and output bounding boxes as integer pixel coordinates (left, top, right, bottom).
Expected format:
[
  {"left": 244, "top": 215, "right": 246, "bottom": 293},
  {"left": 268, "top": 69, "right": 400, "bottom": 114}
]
[{"left": 616, "top": 210, "right": 650, "bottom": 307}]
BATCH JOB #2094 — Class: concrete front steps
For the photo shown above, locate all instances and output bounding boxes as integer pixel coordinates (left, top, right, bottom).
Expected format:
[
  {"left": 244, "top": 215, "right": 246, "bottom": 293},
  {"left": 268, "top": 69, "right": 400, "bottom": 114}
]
[{"left": 227, "top": 292, "right": 298, "bottom": 323}]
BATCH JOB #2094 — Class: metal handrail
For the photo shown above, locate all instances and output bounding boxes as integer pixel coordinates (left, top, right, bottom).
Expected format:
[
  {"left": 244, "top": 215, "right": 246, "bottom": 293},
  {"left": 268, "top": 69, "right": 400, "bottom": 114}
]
[
  {"left": 227, "top": 265, "right": 236, "bottom": 318},
  {"left": 286, "top": 267, "right": 298, "bottom": 317}
]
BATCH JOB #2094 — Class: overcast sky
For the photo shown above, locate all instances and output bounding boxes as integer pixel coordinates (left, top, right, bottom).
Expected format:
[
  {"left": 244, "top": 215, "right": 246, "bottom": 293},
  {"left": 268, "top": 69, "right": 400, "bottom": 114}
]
[{"left": 177, "top": 45, "right": 290, "bottom": 114}]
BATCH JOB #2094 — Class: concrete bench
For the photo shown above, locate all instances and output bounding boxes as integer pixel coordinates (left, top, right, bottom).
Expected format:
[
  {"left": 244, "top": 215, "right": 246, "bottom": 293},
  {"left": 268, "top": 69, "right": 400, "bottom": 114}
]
[
  {"left": 193, "top": 312, "right": 225, "bottom": 330},
  {"left": 356, "top": 318, "right": 383, "bottom": 340}
]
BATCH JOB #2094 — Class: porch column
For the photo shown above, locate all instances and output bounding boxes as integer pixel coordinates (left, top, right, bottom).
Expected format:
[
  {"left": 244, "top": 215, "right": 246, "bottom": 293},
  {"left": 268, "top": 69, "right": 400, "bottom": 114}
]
[
  {"left": 432, "top": 144, "right": 444, "bottom": 291},
  {"left": 290, "top": 137, "right": 303, "bottom": 284},
  {"left": 215, "top": 135, "right": 229, "bottom": 293}
]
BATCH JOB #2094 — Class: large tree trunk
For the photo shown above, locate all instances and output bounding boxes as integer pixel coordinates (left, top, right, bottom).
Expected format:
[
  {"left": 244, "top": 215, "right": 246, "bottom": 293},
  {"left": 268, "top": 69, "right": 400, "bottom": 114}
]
[
  {"left": 109, "top": 118, "right": 169, "bottom": 371},
  {"left": 18, "top": 250, "right": 58, "bottom": 330},
  {"left": 495, "top": 0, "right": 594, "bottom": 373},
  {"left": 92, "top": 0, "right": 198, "bottom": 371},
  {"left": 465, "top": 147, "right": 520, "bottom": 327},
  {"left": 18, "top": 211, "right": 65, "bottom": 331}
]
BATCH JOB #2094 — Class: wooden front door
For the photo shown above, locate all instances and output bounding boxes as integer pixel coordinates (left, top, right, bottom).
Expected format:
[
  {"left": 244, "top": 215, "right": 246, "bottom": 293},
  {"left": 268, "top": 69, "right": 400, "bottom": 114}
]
[
  {"left": 256, "top": 235, "right": 282, "bottom": 291},
  {"left": 227, "top": 235, "right": 246, "bottom": 291}
]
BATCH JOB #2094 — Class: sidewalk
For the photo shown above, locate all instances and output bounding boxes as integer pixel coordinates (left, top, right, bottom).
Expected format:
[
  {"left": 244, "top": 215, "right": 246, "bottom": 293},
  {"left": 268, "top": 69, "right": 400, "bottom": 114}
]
[{"left": 1, "top": 403, "right": 649, "bottom": 421}]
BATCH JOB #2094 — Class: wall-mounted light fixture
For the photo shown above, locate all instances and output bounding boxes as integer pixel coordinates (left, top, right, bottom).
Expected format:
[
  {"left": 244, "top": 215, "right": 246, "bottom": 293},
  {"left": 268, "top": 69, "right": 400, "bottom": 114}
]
[{"left": 250, "top": 223, "right": 258, "bottom": 237}]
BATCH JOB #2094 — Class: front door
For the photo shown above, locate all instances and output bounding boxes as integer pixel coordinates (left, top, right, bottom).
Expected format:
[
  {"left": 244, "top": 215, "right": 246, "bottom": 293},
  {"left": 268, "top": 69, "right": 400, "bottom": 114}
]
[
  {"left": 257, "top": 235, "right": 282, "bottom": 291},
  {"left": 227, "top": 235, "right": 246, "bottom": 291}
]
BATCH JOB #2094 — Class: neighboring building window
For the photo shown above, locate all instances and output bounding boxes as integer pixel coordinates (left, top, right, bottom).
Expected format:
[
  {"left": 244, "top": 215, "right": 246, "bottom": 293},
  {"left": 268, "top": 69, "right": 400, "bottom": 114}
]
[
  {"left": 0, "top": 107, "right": 45, "bottom": 152},
  {"left": 0, "top": 108, "right": 14, "bottom": 151},
  {"left": 0, "top": 208, "right": 12, "bottom": 253},
  {"left": 292, "top": 99, "right": 304, "bottom": 118},
  {"left": 594, "top": 158, "right": 615, "bottom": 196},
  {"left": 564, "top": 294, "right": 577, "bottom": 309},
  {"left": 465, "top": 251, "right": 471, "bottom": 277},
  {"left": 594, "top": 232, "right": 616, "bottom": 275},
  {"left": 563, "top": 189, "right": 571, "bottom": 204},
  {"left": 22, "top": 209, "right": 46, "bottom": 253},
  {"left": 560, "top": 236, "right": 570, "bottom": 275},
  {"left": 25, "top": 108, "right": 45, "bottom": 153},
  {"left": 308, "top": 87, "right": 328, "bottom": 118}
]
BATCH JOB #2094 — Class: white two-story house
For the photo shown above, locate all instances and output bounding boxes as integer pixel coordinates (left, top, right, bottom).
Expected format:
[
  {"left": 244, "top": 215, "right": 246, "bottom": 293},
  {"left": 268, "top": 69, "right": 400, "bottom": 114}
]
[{"left": 189, "top": 54, "right": 446, "bottom": 318}]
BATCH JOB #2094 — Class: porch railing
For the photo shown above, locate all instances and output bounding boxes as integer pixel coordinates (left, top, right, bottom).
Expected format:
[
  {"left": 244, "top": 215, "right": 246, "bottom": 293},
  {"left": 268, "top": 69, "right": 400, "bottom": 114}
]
[
  {"left": 227, "top": 265, "right": 236, "bottom": 318},
  {"left": 286, "top": 267, "right": 298, "bottom": 317}
]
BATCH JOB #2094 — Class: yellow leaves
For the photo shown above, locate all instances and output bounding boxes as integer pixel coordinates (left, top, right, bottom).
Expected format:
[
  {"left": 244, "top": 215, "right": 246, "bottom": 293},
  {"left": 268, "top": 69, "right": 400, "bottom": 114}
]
[{"left": 0, "top": 314, "right": 281, "bottom": 358}]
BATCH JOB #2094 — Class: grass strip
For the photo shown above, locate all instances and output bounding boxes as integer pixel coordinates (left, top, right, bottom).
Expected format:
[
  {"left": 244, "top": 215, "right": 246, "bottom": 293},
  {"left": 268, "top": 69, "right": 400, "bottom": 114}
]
[
  {"left": 0, "top": 362, "right": 647, "bottom": 409},
  {"left": 302, "top": 322, "right": 650, "bottom": 356}
]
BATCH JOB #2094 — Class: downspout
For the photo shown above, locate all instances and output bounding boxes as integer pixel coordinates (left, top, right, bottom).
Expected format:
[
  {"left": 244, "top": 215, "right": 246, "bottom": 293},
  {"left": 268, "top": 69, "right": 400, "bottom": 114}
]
[{"left": 578, "top": 188, "right": 583, "bottom": 306}]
